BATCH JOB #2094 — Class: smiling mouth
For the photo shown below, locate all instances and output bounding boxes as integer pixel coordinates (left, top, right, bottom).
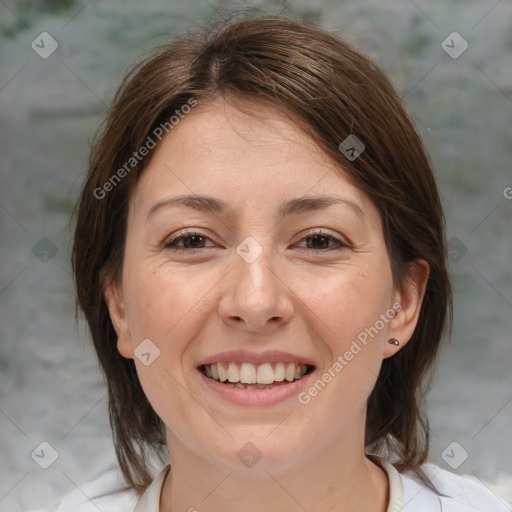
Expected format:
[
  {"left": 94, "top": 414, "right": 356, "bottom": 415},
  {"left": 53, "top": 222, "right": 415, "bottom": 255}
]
[{"left": 199, "top": 362, "right": 315, "bottom": 389}]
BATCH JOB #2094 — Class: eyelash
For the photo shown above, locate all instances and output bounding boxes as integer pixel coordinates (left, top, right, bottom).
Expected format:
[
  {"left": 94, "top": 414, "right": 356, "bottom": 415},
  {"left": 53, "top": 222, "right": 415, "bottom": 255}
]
[{"left": 163, "top": 229, "right": 348, "bottom": 253}]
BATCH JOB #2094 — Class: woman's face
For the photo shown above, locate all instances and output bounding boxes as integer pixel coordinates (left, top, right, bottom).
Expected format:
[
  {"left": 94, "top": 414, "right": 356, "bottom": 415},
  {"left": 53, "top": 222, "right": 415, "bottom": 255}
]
[{"left": 106, "top": 96, "right": 426, "bottom": 475}]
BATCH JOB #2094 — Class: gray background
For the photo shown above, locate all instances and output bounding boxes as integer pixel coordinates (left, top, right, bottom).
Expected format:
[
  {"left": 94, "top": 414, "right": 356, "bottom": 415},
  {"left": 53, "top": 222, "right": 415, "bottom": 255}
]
[{"left": 1, "top": 0, "right": 511, "bottom": 510}]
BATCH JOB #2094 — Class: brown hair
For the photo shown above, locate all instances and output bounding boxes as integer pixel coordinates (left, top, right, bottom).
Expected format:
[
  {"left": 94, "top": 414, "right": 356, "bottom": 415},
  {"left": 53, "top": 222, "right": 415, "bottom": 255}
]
[{"left": 71, "top": 12, "right": 452, "bottom": 491}]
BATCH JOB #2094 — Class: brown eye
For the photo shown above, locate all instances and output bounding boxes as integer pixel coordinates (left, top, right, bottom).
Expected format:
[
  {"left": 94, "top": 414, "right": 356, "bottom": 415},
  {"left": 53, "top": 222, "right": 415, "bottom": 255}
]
[
  {"left": 296, "top": 230, "right": 348, "bottom": 252},
  {"left": 164, "top": 230, "right": 215, "bottom": 251}
]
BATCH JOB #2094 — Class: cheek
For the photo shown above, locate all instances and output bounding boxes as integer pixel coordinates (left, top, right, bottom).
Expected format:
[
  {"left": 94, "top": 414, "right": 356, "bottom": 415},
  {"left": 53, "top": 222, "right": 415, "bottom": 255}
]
[
  {"left": 122, "top": 264, "right": 217, "bottom": 409},
  {"left": 307, "top": 265, "right": 392, "bottom": 406},
  {"left": 124, "top": 263, "right": 210, "bottom": 346},
  {"left": 304, "top": 264, "right": 392, "bottom": 346},
  {"left": 122, "top": 265, "right": 210, "bottom": 430}
]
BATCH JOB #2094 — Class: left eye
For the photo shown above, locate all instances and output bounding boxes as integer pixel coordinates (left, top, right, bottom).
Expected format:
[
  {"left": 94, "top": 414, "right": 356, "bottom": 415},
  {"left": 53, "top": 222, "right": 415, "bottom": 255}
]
[
  {"left": 296, "top": 232, "right": 346, "bottom": 251},
  {"left": 163, "top": 230, "right": 347, "bottom": 252}
]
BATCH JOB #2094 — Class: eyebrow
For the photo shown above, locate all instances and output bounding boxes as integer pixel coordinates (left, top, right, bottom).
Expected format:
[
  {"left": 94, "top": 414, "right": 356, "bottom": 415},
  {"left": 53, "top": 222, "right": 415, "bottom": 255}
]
[{"left": 145, "top": 193, "right": 364, "bottom": 220}]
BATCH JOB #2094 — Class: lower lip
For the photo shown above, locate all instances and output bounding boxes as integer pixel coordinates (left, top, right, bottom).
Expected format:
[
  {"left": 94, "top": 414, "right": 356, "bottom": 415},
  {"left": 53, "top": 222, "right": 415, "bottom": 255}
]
[{"left": 198, "top": 369, "right": 314, "bottom": 406}]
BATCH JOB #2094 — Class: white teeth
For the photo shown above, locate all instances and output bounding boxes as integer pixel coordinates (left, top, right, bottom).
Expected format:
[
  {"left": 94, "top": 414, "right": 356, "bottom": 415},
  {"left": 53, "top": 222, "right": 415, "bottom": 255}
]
[
  {"left": 240, "top": 362, "right": 257, "bottom": 384},
  {"left": 202, "top": 361, "right": 310, "bottom": 385},
  {"left": 217, "top": 363, "right": 228, "bottom": 382},
  {"left": 285, "top": 363, "right": 295, "bottom": 382},
  {"left": 274, "top": 362, "right": 285, "bottom": 381},
  {"left": 227, "top": 362, "right": 240, "bottom": 382},
  {"left": 256, "top": 363, "right": 274, "bottom": 384}
]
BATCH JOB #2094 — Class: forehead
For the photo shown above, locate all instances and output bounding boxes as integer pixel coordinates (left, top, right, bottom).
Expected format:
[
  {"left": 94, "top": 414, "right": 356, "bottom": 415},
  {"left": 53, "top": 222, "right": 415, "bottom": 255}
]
[
  {"left": 129, "top": 96, "right": 373, "bottom": 220},
  {"left": 164, "top": 96, "right": 327, "bottom": 162}
]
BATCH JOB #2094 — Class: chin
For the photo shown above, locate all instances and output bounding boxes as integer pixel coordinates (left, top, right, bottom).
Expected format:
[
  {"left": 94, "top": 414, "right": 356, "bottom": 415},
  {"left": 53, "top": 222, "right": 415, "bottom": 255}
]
[{"left": 199, "top": 430, "right": 309, "bottom": 476}]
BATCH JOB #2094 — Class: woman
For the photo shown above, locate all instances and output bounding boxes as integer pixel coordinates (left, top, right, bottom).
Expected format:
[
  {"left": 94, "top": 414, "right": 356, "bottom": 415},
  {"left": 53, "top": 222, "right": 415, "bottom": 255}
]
[{"left": 33, "top": 13, "right": 509, "bottom": 512}]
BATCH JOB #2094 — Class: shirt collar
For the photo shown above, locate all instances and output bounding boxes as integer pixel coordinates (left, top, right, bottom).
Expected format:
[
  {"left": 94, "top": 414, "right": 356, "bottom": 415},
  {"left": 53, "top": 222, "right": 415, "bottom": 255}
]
[
  {"left": 134, "top": 465, "right": 170, "bottom": 512},
  {"left": 367, "top": 454, "right": 405, "bottom": 512}
]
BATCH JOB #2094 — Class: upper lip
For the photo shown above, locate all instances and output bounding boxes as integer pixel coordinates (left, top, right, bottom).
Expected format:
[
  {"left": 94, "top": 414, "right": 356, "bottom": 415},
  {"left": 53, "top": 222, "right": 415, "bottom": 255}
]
[{"left": 196, "top": 350, "right": 317, "bottom": 368}]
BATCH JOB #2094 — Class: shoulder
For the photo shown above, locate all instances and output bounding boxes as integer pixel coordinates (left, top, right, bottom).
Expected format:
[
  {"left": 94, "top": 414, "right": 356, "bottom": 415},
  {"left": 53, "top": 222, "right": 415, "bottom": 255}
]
[
  {"left": 26, "top": 466, "right": 140, "bottom": 512},
  {"left": 400, "top": 462, "right": 511, "bottom": 512}
]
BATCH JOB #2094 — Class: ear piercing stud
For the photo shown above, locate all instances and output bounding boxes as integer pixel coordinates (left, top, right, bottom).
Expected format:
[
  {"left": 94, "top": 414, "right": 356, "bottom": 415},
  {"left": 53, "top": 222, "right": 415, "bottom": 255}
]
[{"left": 387, "top": 338, "right": 400, "bottom": 346}]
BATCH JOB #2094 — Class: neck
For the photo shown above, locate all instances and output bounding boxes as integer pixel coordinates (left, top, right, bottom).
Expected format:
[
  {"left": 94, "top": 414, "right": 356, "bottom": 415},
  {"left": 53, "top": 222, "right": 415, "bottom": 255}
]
[{"left": 160, "top": 428, "right": 389, "bottom": 512}]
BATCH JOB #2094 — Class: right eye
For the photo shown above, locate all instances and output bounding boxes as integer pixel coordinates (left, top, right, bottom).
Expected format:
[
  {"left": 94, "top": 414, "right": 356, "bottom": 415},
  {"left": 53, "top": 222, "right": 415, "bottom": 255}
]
[{"left": 163, "top": 229, "right": 217, "bottom": 251}]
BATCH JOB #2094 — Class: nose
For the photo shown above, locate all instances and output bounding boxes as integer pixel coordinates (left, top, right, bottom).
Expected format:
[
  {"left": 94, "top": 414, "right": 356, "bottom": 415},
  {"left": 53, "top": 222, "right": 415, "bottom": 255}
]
[{"left": 218, "top": 245, "right": 295, "bottom": 335}]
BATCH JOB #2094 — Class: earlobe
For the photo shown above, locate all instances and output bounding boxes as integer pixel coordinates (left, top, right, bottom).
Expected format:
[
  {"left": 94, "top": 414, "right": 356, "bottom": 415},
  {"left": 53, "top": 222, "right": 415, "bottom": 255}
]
[
  {"left": 383, "top": 259, "right": 430, "bottom": 358},
  {"left": 104, "top": 281, "right": 133, "bottom": 359}
]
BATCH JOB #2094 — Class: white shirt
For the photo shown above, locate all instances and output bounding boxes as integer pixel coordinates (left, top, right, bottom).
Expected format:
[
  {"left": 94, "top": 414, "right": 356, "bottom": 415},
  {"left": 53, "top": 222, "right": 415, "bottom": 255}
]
[{"left": 28, "top": 456, "right": 511, "bottom": 512}]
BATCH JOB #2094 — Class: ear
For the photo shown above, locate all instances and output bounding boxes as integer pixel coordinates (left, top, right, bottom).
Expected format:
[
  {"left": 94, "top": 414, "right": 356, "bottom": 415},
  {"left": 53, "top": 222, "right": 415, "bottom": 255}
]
[
  {"left": 383, "top": 258, "right": 430, "bottom": 358},
  {"left": 104, "top": 280, "right": 133, "bottom": 359}
]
